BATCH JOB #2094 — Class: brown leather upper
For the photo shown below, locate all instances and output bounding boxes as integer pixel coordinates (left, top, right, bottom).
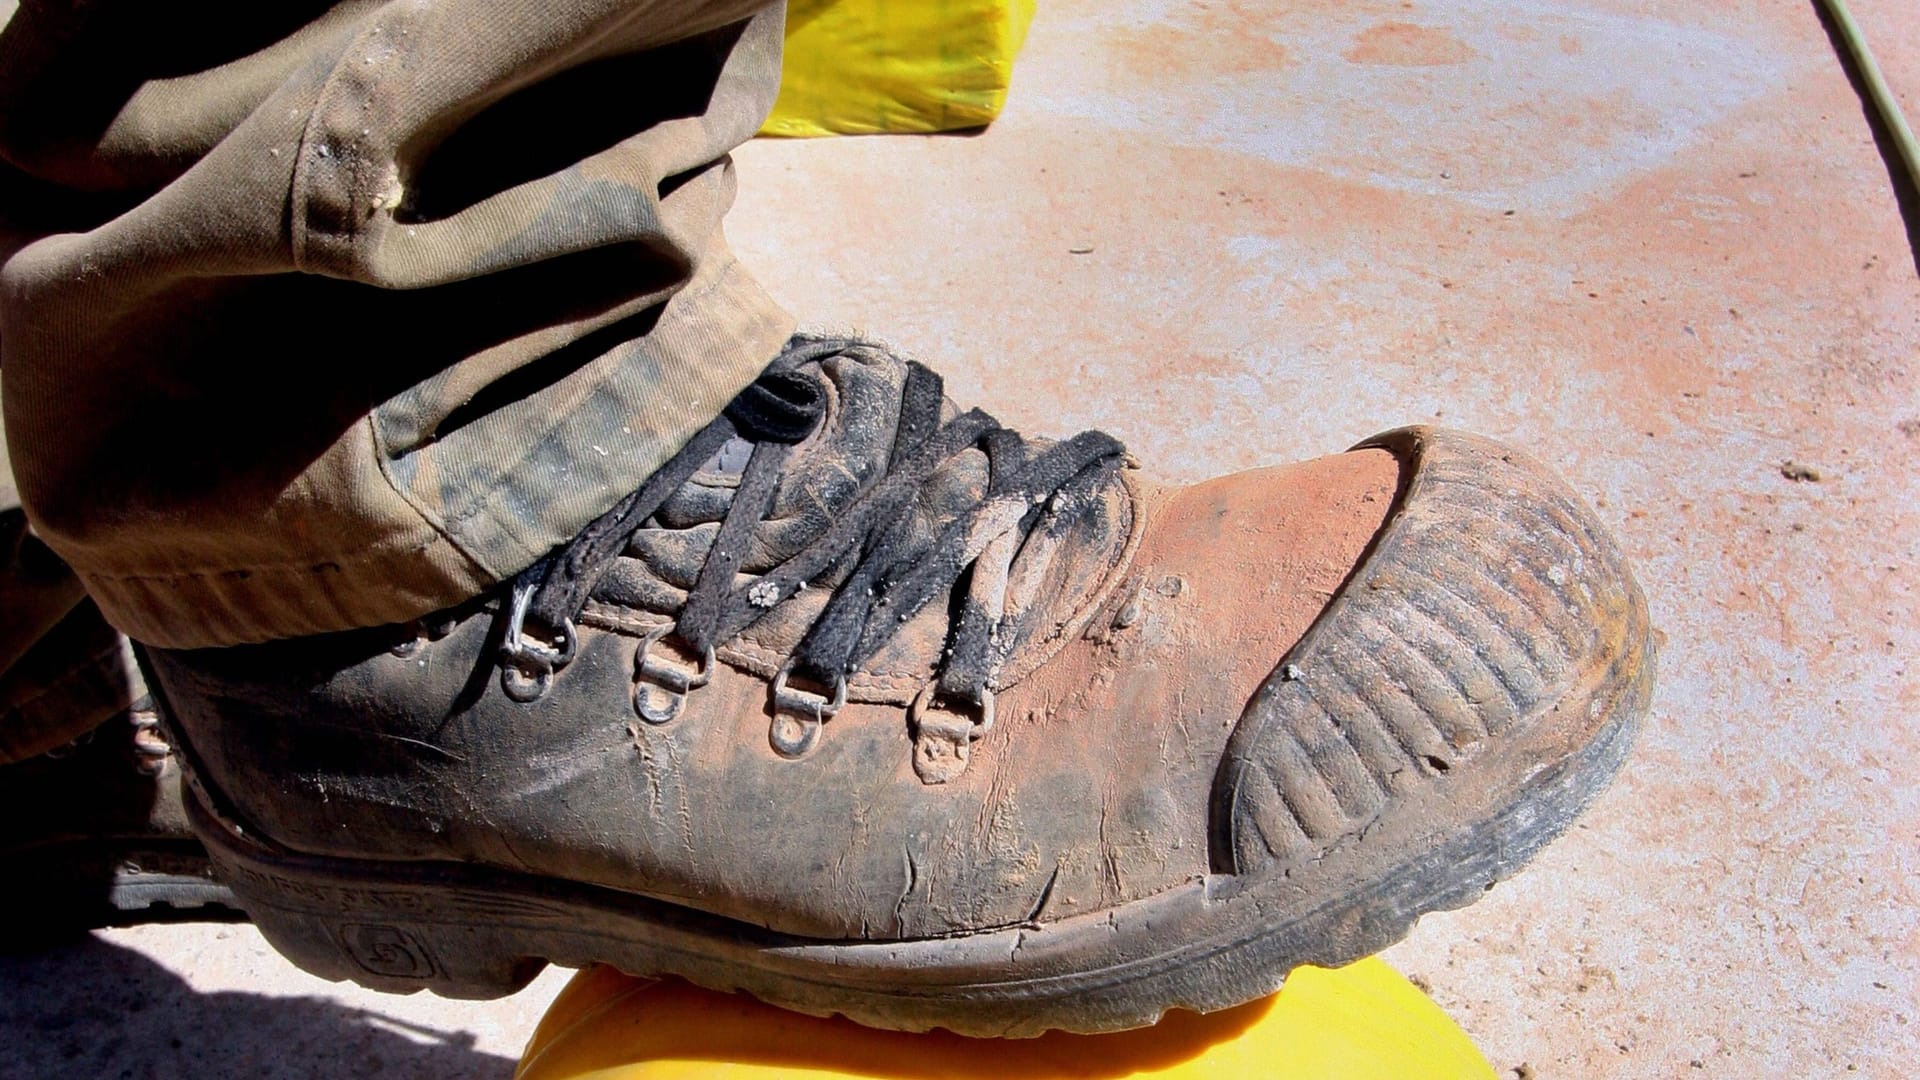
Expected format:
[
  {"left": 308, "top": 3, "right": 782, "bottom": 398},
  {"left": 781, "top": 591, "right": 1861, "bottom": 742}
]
[{"left": 154, "top": 446, "right": 1399, "bottom": 939}]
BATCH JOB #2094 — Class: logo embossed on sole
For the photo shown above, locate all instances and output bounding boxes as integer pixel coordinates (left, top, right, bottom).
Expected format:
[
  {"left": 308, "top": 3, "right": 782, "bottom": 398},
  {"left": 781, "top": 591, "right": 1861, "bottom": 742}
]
[{"left": 340, "top": 923, "right": 437, "bottom": 979}]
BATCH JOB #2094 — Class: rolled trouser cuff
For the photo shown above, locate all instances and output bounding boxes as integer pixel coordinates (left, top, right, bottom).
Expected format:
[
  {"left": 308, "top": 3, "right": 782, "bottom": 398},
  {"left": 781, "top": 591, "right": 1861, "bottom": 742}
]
[
  {"left": 0, "top": 600, "right": 143, "bottom": 764},
  {"left": 81, "top": 254, "right": 794, "bottom": 650}
]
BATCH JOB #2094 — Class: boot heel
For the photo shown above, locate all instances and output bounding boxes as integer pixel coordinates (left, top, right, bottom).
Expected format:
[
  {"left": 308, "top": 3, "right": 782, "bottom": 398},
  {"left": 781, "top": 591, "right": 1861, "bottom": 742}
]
[
  {"left": 187, "top": 794, "right": 546, "bottom": 999},
  {"left": 242, "top": 895, "right": 546, "bottom": 998}
]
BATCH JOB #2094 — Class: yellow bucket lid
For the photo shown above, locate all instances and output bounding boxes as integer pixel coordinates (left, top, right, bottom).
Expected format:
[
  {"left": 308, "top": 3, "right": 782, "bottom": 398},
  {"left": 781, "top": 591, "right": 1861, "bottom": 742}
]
[{"left": 516, "top": 958, "right": 1495, "bottom": 1079}]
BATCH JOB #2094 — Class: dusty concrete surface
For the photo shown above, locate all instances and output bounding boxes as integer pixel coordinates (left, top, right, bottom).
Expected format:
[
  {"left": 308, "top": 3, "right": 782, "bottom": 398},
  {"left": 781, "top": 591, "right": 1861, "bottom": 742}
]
[
  {"left": 729, "top": 2, "right": 1920, "bottom": 1071},
  {"left": 4, "top": 0, "right": 1915, "bottom": 1076}
]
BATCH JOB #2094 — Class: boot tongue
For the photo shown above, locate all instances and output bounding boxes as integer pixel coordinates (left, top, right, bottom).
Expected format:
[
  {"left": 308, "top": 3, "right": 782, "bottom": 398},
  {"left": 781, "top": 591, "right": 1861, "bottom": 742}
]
[{"left": 584, "top": 342, "right": 1132, "bottom": 705}]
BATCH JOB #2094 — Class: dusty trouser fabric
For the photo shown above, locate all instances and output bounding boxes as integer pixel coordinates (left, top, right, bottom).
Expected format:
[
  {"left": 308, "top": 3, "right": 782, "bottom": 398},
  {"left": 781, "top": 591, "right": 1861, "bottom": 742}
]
[
  {"left": 0, "top": 0, "right": 795, "bottom": 649},
  {"left": 0, "top": 541, "right": 137, "bottom": 764},
  {"left": 0, "top": 404, "right": 141, "bottom": 762}
]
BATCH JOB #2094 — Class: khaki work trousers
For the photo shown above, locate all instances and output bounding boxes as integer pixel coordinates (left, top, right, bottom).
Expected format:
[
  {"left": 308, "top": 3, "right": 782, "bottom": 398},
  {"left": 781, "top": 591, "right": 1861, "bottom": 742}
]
[
  {"left": 0, "top": 0, "right": 796, "bottom": 672},
  {"left": 0, "top": 455, "right": 135, "bottom": 761}
]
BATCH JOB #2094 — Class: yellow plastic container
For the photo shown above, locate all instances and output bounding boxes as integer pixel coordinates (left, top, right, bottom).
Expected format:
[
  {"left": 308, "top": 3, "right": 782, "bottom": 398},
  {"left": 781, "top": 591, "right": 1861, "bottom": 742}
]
[
  {"left": 761, "top": 0, "right": 1037, "bottom": 136},
  {"left": 515, "top": 958, "right": 1497, "bottom": 1079}
]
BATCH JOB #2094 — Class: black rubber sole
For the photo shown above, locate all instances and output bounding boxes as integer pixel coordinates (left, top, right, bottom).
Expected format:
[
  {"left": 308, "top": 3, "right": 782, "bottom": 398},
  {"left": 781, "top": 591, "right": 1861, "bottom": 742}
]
[
  {"left": 185, "top": 633, "right": 1649, "bottom": 1037},
  {"left": 1, "top": 839, "right": 241, "bottom": 948}
]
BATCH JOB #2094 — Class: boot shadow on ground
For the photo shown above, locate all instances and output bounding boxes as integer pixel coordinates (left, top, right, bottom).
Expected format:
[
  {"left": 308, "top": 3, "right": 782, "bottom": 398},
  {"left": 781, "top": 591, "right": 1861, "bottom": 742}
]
[{"left": 0, "top": 935, "right": 516, "bottom": 1080}]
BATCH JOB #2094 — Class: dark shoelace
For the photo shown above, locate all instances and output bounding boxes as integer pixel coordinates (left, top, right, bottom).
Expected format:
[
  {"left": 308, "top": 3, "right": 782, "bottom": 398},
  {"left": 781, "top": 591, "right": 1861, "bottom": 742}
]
[{"left": 496, "top": 336, "right": 1125, "bottom": 754}]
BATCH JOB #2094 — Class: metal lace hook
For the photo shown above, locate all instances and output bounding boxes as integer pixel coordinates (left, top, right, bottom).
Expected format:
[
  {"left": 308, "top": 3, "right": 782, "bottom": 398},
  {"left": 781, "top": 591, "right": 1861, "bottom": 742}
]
[
  {"left": 499, "top": 580, "right": 576, "bottom": 703},
  {"left": 908, "top": 682, "right": 996, "bottom": 784},
  {"left": 500, "top": 660, "right": 552, "bottom": 703},
  {"left": 768, "top": 660, "right": 846, "bottom": 758},
  {"left": 632, "top": 626, "right": 716, "bottom": 725}
]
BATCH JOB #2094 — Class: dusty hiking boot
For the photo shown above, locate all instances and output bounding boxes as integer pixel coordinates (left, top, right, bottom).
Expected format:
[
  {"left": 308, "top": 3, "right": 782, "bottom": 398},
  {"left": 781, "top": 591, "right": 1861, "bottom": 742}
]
[
  {"left": 0, "top": 701, "right": 238, "bottom": 941},
  {"left": 145, "top": 335, "right": 1652, "bottom": 1035}
]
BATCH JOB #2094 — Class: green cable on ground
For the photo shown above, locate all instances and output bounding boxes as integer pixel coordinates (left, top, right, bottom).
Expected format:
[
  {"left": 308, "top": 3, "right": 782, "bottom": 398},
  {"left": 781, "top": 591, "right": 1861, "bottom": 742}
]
[{"left": 1819, "top": 0, "right": 1920, "bottom": 196}]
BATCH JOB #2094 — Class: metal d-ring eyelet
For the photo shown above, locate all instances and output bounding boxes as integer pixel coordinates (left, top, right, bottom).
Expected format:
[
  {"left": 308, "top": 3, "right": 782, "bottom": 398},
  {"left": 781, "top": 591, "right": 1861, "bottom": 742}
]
[
  {"left": 390, "top": 624, "right": 424, "bottom": 658},
  {"left": 768, "top": 660, "right": 846, "bottom": 758},
  {"left": 633, "top": 683, "right": 682, "bottom": 725},
  {"left": 631, "top": 626, "right": 715, "bottom": 725},
  {"left": 530, "top": 619, "right": 577, "bottom": 668},
  {"left": 498, "top": 584, "right": 577, "bottom": 704},
  {"left": 907, "top": 682, "right": 997, "bottom": 784},
  {"left": 393, "top": 612, "right": 460, "bottom": 659},
  {"left": 768, "top": 712, "right": 821, "bottom": 758},
  {"left": 500, "top": 659, "right": 553, "bottom": 703},
  {"left": 499, "top": 625, "right": 572, "bottom": 703}
]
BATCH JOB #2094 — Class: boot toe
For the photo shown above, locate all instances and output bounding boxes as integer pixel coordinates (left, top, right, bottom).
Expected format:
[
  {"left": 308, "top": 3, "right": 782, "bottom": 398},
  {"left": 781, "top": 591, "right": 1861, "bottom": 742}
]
[{"left": 1210, "top": 426, "right": 1654, "bottom": 878}]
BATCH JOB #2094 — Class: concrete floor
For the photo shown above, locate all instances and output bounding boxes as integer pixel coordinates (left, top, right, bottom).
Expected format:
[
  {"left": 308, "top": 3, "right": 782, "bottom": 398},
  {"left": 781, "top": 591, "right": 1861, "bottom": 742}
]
[{"left": 4, "top": 0, "right": 1915, "bottom": 1076}]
